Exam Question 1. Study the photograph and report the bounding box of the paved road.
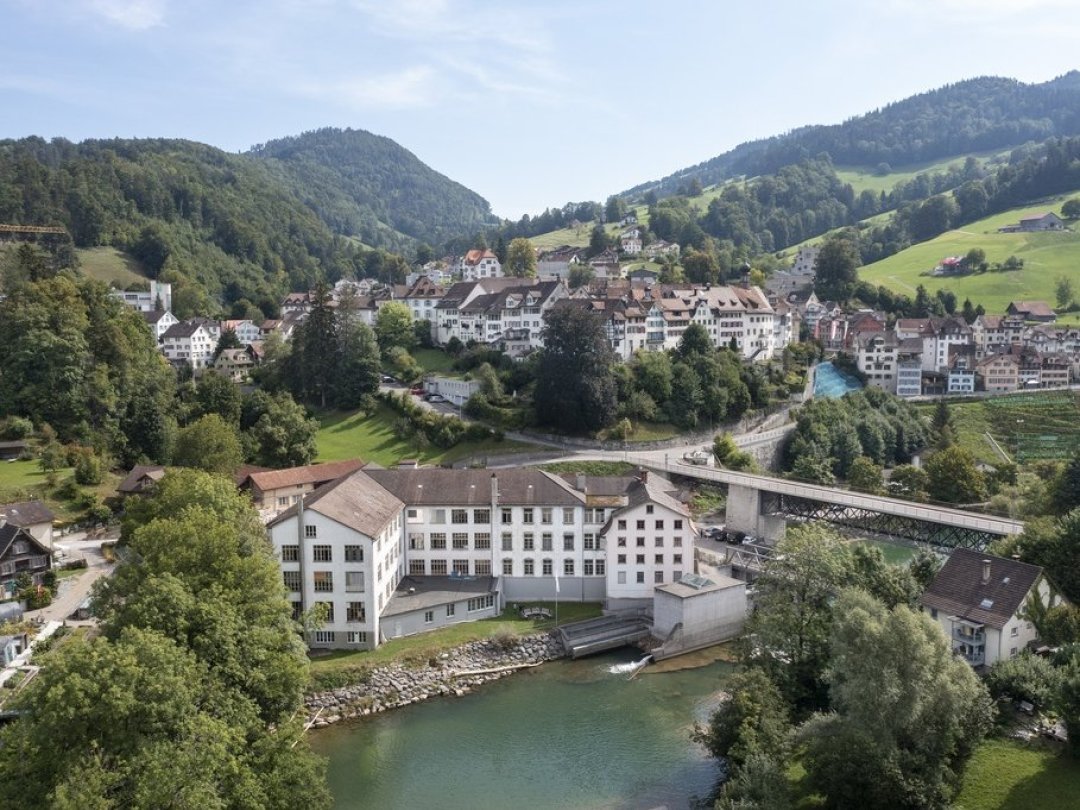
[26,536,115,624]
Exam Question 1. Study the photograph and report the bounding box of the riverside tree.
[800,589,993,810]
[1,469,329,808]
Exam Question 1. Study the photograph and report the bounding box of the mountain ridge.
[618,71,1080,201]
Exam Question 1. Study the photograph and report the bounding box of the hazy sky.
[3,0,1079,218]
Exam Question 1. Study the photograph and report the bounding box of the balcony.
[952,626,985,645]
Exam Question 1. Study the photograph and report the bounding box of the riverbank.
[305,631,565,727]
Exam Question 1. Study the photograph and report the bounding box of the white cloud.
[84,0,167,29]
[348,0,565,96]
[294,65,440,109]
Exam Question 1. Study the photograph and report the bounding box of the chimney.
[490,473,499,507]
[981,559,991,585]
[638,469,649,485]
[575,473,586,492]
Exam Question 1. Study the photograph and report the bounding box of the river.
[310,647,735,810]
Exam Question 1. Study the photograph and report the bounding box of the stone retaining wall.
[305,632,565,728]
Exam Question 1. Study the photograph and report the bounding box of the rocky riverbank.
[305,632,565,728]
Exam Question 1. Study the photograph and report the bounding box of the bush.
[0,416,34,440]
[985,652,1063,708]
[73,449,105,485]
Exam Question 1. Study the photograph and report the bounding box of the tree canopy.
[534,306,618,433]
[1,469,329,808]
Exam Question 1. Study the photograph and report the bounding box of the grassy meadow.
[859,194,1080,316]
[75,247,148,286]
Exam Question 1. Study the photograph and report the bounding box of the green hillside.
[75,246,147,286]
[622,72,1080,199]
[834,150,1006,196]
[859,194,1080,315]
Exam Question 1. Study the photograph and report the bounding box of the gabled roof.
[241,459,365,494]
[162,321,208,339]
[0,500,55,527]
[920,549,1045,629]
[268,469,404,537]
[117,464,166,494]
[0,522,50,560]
[1007,300,1056,319]
[142,309,173,324]
[462,249,498,266]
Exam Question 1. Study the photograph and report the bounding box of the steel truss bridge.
[760,492,1001,550]
[645,462,1024,552]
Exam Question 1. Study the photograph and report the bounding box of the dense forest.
[623,72,1080,199]
[0,132,484,313]
[249,127,496,249]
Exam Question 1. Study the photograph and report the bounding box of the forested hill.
[248,127,496,248]
[0,131,493,314]
[622,72,1080,199]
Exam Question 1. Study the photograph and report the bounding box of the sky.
[3,0,1080,219]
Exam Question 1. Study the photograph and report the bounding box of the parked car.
[409,386,425,396]
[427,394,446,403]
[380,374,396,383]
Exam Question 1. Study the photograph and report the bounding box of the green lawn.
[315,405,539,467]
[917,399,1000,467]
[786,738,1080,810]
[0,459,121,523]
[859,193,1080,314]
[75,247,147,286]
[308,602,603,682]
[955,738,1080,810]
[412,348,455,374]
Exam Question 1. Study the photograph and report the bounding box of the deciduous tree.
[171,413,243,474]
[534,306,618,433]
[505,237,537,278]
[800,589,993,809]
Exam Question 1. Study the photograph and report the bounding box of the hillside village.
[4,39,1080,809]
[123,234,1080,397]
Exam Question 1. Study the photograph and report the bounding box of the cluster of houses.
[784,295,1077,396]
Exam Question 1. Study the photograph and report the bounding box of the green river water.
[310,648,734,810]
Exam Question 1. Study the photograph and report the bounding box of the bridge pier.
[725,483,787,540]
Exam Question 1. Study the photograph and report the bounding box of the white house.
[855,330,898,393]
[267,466,697,650]
[537,246,587,281]
[141,309,178,343]
[220,319,263,346]
[458,249,503,281]
[599,471,694,608]
[620,229,643,255]
[920,549,1065,668]
[161,321,218,369]
[269,470,407,651]
[110,280,172,313]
